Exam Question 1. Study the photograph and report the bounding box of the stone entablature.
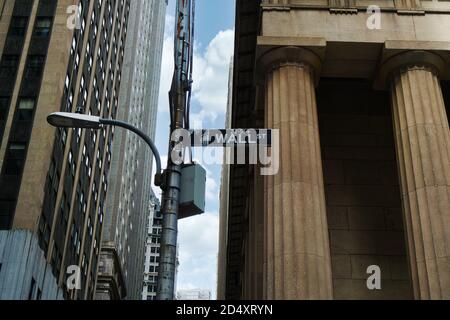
[263,0,450,12]
[260,0,450,81]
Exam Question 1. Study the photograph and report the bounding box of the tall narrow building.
[95,0,166,300]
[142,190,162,301]
[219,0,450,300]
[0,0,131,300]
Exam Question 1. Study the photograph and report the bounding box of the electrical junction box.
[179,163,206,219]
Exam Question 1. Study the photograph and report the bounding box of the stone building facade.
[218,0,450,300]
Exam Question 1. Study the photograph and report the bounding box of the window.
[0,97,9,120]
[65,75,70,91]
[25,55,45,78]
[4,143,26,175]
[10,17,28,36]
[17,98,35,121]
[0,55,19,77]
[34,17,52,37]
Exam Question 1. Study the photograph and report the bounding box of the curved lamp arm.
[47,112,163,186]
[99,118,162,176]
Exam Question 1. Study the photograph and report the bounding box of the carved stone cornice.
[256,36,326,86]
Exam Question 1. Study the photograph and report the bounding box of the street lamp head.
[47,112,102,129]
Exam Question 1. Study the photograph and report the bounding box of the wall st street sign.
[171,128,279,176]
[188,129,272,147]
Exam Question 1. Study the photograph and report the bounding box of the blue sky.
[152,0,236,298]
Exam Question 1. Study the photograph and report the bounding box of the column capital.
[256,36,326,86]
[376,49,447,89]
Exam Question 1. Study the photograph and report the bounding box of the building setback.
[0,0,130,300]
[219,0,450,300]
[95,0,166,300]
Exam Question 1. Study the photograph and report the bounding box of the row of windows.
[9,16,52,37]
[149,256,160,263]
[150,246,160,254]
[0,54,45,78]
[146,275,158,284]
[0,3,33,181]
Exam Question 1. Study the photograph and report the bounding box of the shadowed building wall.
[318,79,412,299]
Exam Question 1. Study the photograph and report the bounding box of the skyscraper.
[95,0,166,300]
[0,0,131,300]
[219,0,450,300]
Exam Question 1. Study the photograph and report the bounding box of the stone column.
[260,47,333,300]
[384,51,450,299]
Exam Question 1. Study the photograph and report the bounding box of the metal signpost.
[156,0,195,300]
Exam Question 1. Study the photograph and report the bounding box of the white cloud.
[177,212,219,297]
[192,29,235,123]
[200,165,219,202]
[158,22,234,126]
[157,13,175,119]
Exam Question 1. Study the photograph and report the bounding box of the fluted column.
[385,51,450,299]
[261,47,333,300]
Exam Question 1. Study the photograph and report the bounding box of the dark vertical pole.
[157,0,192,300]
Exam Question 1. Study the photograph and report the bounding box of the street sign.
[189,129,272,147]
